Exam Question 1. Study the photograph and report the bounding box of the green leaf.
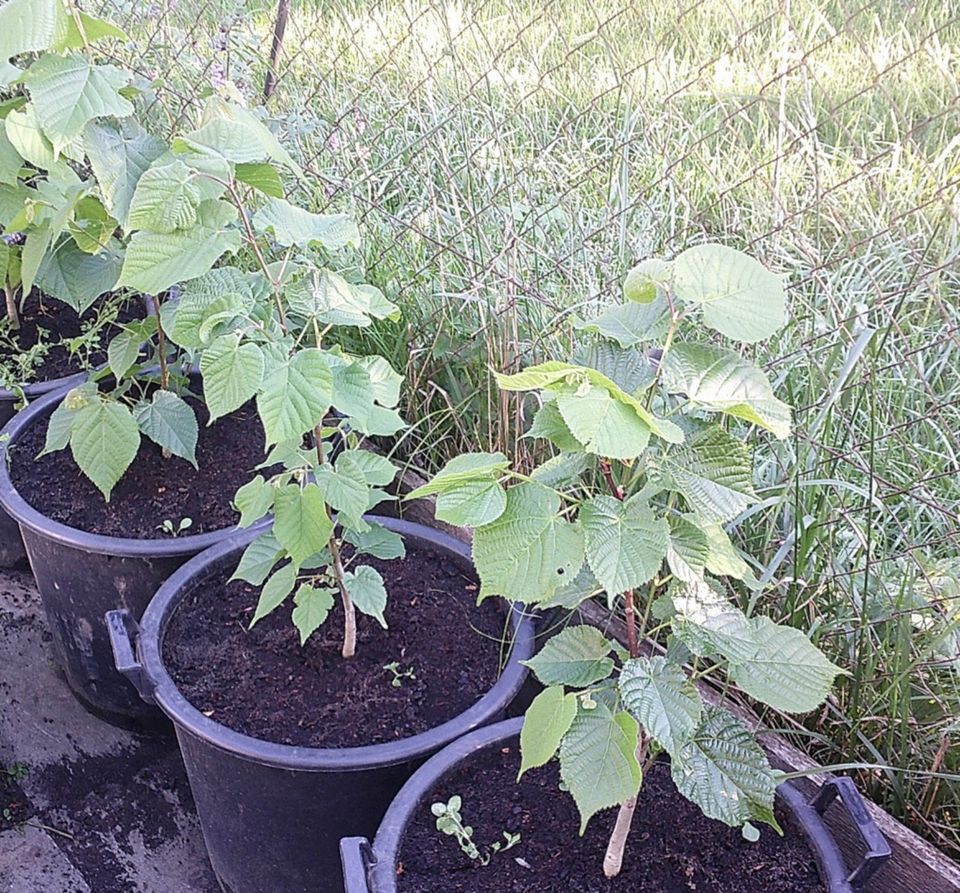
[234,161,284,197]
[67,196,116,254]
[35,239,121,314]
[22,54,133,153]
[84,120,167,228]
[559,704,642,834]
[344,524,406,561]
[670,707,778,828]
[253,198,359,250]
[58,11,128,50]
[133,390,198,466]
[407,452,509,497]
[291,584,336,645]
[330,360,377,427]
[624,258,672,303]
[472,482,585,604]
[407,452,509,528]
[250,562,296,627]
[672,244,786,343]
[69,399,140,500]
[672,581,844,713]
[230,531,283,586]
[40,398,77,456]
[576,298,669,347]
[700,520,751,580]
[234,475,274,528]
[168,266,264,349]
[580,495,669,597]
[0,0,69,62]
[339,450,396,487]
[666,515,710,583]
[118,223,241,295]
[356,356,402,407]
[659,426,757,523]
[344,565,388,628]
[288,268,399,327]
[556,386,650,460]
[0,129,22,185]
[256,348,333,446]
[314,454,370,527]
[200,335,265,422]
[662,344,791,439]
[5,106,58,171]
[529,452,591,488]
[523,625,616,687]
[519,686,578,778]
[526,400,583,452]
[619,656,702,757]
[176,97,299,170]
[273,484,334,567]
[127,159,203,233]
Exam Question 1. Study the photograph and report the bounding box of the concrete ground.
[0,568,219,893]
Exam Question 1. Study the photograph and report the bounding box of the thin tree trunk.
[263,0,290,103]
[4,284,19,330]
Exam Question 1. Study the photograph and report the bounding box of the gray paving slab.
[0,568,219,893]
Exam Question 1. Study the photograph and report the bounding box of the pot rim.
[0,382,259,558]
[0,368,89,403]
[136,517,536,772]
[360,718,882,893]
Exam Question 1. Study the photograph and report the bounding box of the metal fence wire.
[97,0,960,856]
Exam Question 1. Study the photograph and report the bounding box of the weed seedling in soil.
[158,517,193,537]
[411,245,846,877]
[432,795,520,866]
[383,661,416,687]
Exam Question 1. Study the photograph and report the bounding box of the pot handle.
[811,777,891,891]
[340,837,376,893]
[105,610,156,705]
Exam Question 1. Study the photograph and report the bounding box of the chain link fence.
[98,0,960,855]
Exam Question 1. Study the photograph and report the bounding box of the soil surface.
[0,766,29,832]
[10,398,268,538]
[397,745,825,893]
[164,545,513,747]
[0,291,136,386]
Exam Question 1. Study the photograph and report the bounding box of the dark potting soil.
[163,546,511,747]
[9,398,268,538]
[397,746,825,893]
[0,291,135,386]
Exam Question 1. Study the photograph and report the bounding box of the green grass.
[100,0,960,857]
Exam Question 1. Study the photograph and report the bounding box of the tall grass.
[101,0,960,857]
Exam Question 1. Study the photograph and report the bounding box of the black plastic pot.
[341,717,893,893]
[0,385,269,724]
[0,371,90,567]
[106,517,535,893]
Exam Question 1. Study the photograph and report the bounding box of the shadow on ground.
[0,568,219,893]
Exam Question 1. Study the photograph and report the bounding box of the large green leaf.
[230,531,283,586]
[118,222,241,295]
[253,198,359,251]
[700,519,751,580]
[344,564,388,627]
[575,297,669,347]
[200,335,265,422]
[662,343,791,439]
[559,704,642,834]
[339,450,396,487]
[526,400,584,452]
[0,0,69,62]
[666,515,710,583]
[5,106,58,171]
[344,524,405,561]
[472,482,585,604]
[407,452,509,527]
[556,387,650,460]
[273,483,334,567]
[69,399,140,500]
[288,268,398,327]
[57,10,128,51]
[670,707,779,828]
[672,244,786,343]
[127,159,203,234]
[84,120,166,228]
[659,426,757,523]
[256,348,333,446]
[234,161,284,198]
[580,495,669,597]
[518,686,578,777]
[314,453,370,527]
[672,581,844,713]
[250,562,296,627]
[133,390,198,466]
[233,475,275,528]
[291,583,336,645]
[619,656,702,757]
[0,130,22,185]
[168,266,265,349]
[624,258,672,303]
[22,54,132,152]
[35,239,121,314]
[523,625,616,687]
